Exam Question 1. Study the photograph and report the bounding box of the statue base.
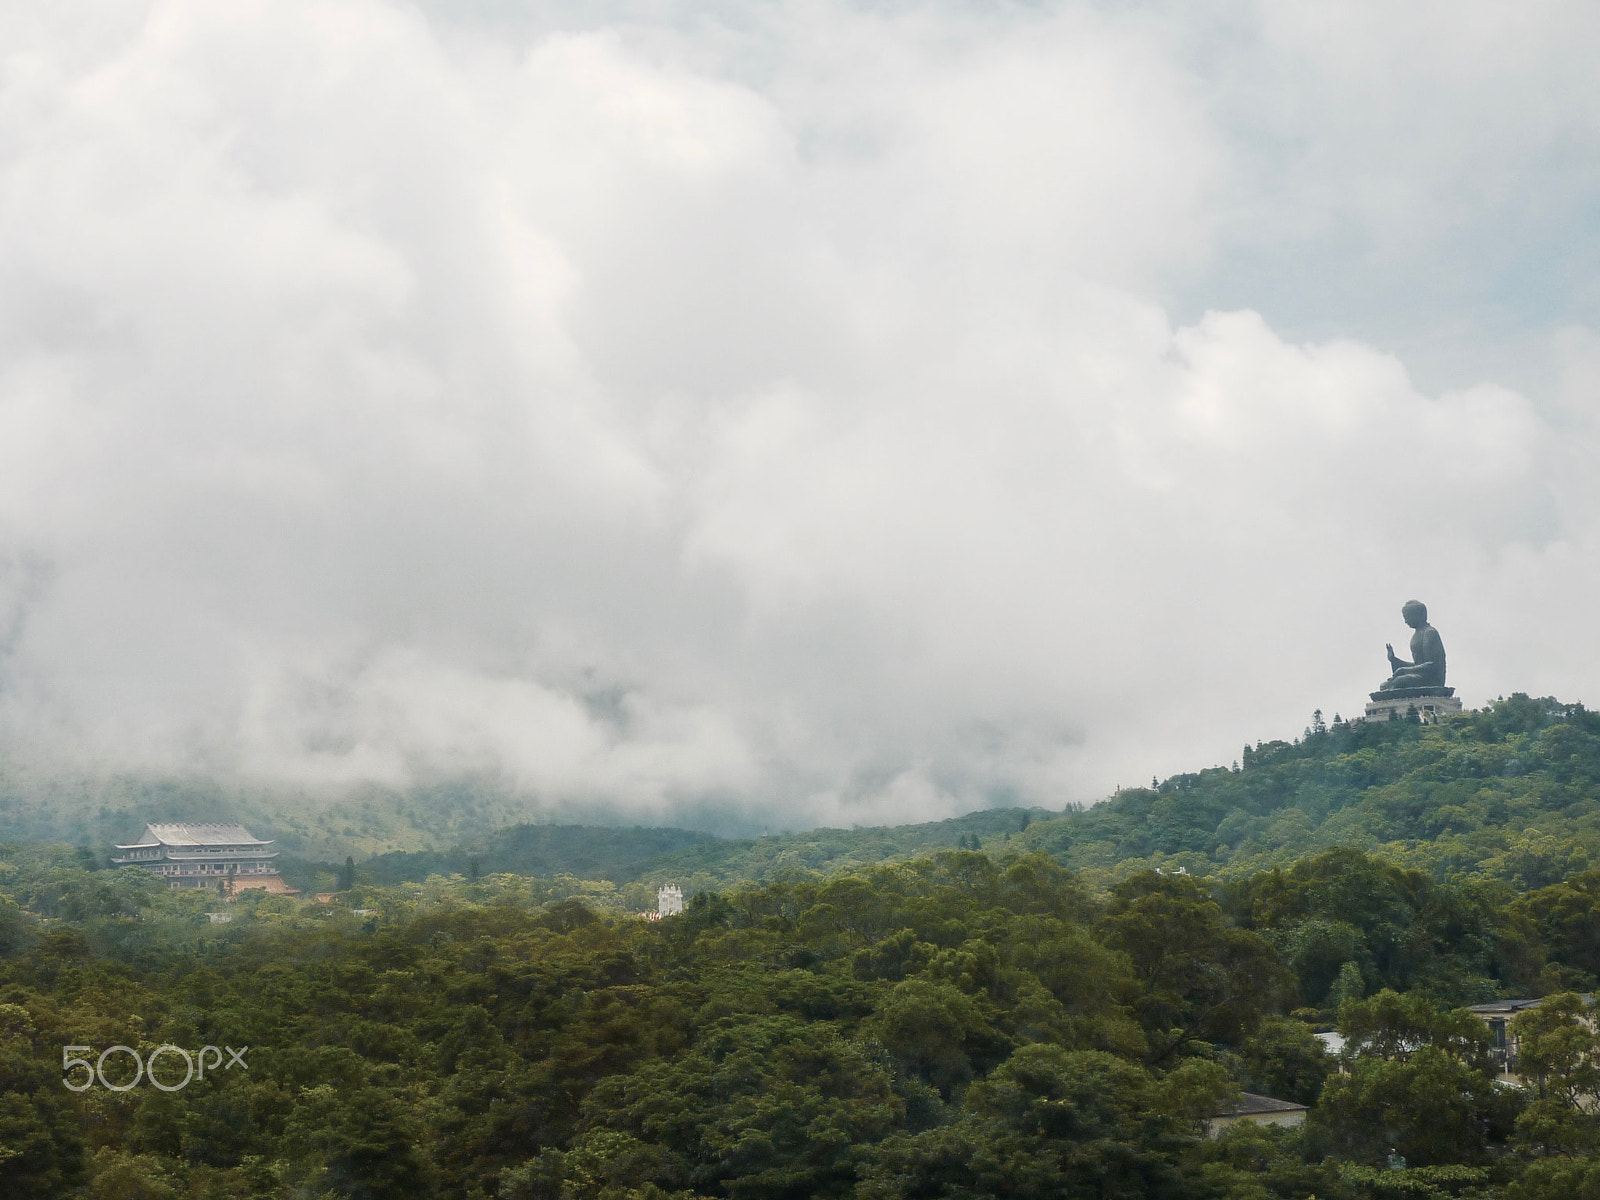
[1364,692,1462,724]
[1369,685,1454,701]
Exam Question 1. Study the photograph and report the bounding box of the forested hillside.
[8,694,1600,1198]
[20,694,1597,901]
[7,837,1600,1198]
[1016,693,1600,887]
[339,807,1052,898]
[0,769,546,862]
[316,694,1599,896]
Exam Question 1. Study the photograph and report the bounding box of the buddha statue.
[1374,600,1451,698]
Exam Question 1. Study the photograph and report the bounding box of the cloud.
[0,0,1596,830]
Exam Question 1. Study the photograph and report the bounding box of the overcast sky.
[1,0,1597,831]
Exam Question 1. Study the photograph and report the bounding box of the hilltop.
[278,693,1598,896]
[8,693,1596,900]
[1012,693,1600,888]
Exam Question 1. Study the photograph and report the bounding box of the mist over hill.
[7,692,1593,904]
[0,766,779,862]
[8,692,1600,1200]
[261,694,1596,897]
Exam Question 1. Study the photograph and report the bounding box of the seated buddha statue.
[1376,600,1448,695]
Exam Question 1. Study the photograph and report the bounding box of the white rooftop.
[116,823,272,849]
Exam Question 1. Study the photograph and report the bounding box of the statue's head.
[1402,600,1428,628]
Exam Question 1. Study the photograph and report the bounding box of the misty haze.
[3,3,1600,1199]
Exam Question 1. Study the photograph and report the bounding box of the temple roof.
[115,823,273,850]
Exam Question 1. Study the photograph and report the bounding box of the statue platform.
[1370,685,1454,701]
[1364,690,1462,723]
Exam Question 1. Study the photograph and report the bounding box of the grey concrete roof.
[1467,999,1546,1015]
[1210,1092,1309,1118]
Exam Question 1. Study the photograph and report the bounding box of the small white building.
[1205,1093,1308,1137]
[657,883,684,917]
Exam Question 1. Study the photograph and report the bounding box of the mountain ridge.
[286,693,1600,896]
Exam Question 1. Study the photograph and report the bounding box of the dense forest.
[6,694,1600,1197]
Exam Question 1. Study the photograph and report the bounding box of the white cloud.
[0,0,1597,829]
